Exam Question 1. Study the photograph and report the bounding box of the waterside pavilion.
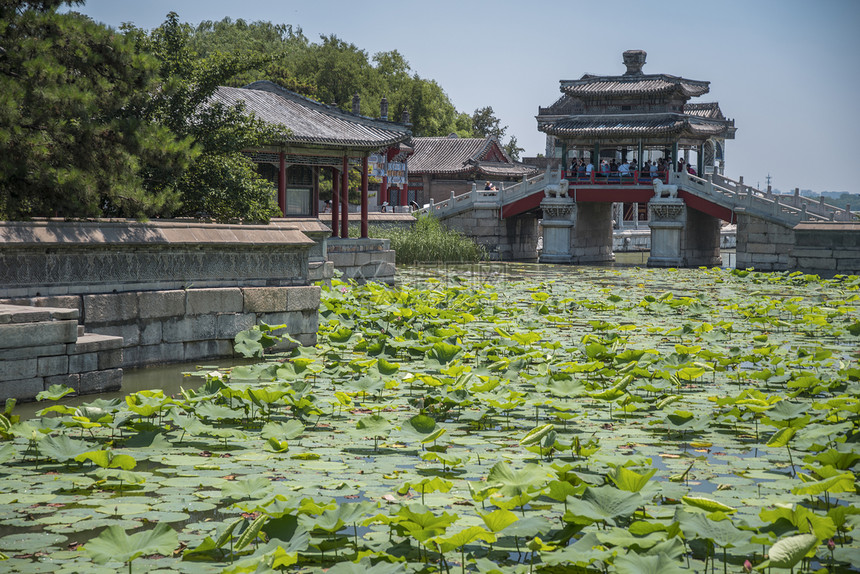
[537,50,736,179]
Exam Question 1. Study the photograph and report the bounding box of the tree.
[127,13,282,222]
[0,0,191,219]
[504,135,525,162]
[471,106,506,140]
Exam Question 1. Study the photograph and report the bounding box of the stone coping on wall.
[0,218,315,247]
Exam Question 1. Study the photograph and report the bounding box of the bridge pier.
[571,202,615,264]
[648,198,722,267]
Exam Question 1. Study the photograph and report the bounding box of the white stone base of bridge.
[539,197,575,264]
[648,199,722,268]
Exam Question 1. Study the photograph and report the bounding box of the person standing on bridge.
[586,159,594,178]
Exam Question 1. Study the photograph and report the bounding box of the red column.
[331,167,339,237]
[361,156,369,238]
[278,152,286,216]
[400,181,408,207]
[312,167,319,217]
[381,175,388,205]
[341,156,349,238]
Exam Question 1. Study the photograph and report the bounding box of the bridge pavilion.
[537,50,736,181]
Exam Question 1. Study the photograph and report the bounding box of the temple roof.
[407,136,537,177]
[561,74,710,99]
[538,113,735,139]
[683,102,727,120]
[211,81,411,151]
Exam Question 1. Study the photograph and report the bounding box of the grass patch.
[369,216,486,264]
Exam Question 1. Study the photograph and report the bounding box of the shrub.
[369,216,486,264]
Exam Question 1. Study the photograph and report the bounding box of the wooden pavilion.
[212,81,412,239]
[537,50,736,178]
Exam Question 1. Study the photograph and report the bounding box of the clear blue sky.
[72,0,860,195]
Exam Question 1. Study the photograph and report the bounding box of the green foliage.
[125,13,282,222]
[370,216,486,264]
[0,1,189,219]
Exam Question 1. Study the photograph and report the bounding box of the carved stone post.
[647,196,686,268]
[539,193,575,264]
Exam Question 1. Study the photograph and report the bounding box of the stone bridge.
[418,168,860,275]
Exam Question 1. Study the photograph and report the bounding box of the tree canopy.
[0,7,526,220]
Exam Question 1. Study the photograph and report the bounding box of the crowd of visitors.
[565,156,698,181]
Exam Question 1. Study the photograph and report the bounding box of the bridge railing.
[675,172,855,225]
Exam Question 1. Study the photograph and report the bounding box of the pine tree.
[0,0,193,219]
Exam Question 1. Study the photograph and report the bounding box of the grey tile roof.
[683,102,726,120]
[211,81,411,151]
[407,136,536,177]
[538,113,734,139]
[561,74,710,98]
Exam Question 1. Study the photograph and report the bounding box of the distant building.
[407,135,538,205]
[536,50,736,176]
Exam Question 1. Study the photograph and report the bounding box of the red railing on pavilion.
[560,169,671,185]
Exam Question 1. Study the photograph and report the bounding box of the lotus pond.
[1,263,860,574]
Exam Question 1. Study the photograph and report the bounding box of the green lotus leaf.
[565,486,643,526]
[479,508,518,533]
[608,466,658,493]
[85,523,177,565]
[39,434,92,463]
[486,461,552,497]
[36,385,75,402]
[681,495,736,514]
[675,508,750,548]
[433,525,496,553]
[261,420,304,440]
[766,533,819,569]
[222,476,273,501]
[613,552,688,574]
[326,558,406,574]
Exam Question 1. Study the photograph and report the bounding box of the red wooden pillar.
[360,156,369,238]
[341,156,349,238]
[331,166,339,237]
[312,166,319,217]
[380,175,388,204]
[278,152,286,216]
[400,180,408,207]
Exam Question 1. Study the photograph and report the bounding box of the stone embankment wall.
[735,214,794,271]
[442,205,539,261]
[736,216,860,275]
[0,304,122,401]
[0,219,322,400]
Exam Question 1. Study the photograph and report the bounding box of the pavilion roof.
[407,136,537,177]
[538,113,735,140]
[560,74,710,99]
[683,102,727,120]
[211,81,411,152]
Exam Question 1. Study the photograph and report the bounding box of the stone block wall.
[735,214,794,271]
[0,220,323,387]
[791,222,860,276]
[0,304,123,401]
[326,238,396,283]
[3,286,320,369]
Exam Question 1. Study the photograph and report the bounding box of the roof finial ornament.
[622,50,647,75]
[352,92,361,115]
[380,96,388,120]
[401,108,411,126]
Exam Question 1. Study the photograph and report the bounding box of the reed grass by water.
[368,216,486,264]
